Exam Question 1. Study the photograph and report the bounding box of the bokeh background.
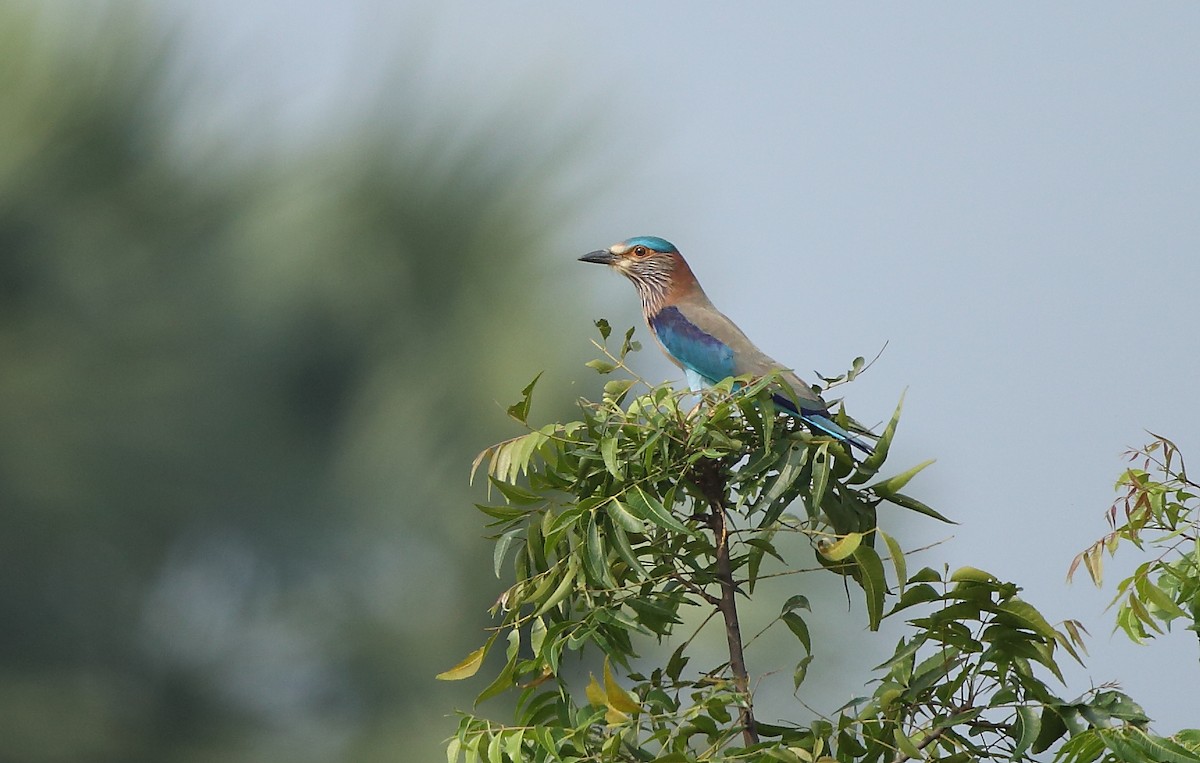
[3,2,1197,761]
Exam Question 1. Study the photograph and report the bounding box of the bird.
[579,235,873,455]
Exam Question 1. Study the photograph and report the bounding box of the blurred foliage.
[446,329,1199,762]
[0,4,596,761]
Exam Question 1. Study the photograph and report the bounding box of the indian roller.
[580,235,873,455]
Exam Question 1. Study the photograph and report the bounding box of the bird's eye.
[633,246,648,257]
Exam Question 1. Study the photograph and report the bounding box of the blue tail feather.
[771,393,874,456]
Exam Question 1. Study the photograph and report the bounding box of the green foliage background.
[0,5,596,761]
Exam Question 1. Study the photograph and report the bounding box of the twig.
[890,702,974,763]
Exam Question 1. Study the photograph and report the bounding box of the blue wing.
[649,306,873,456]
[650,306,735,385]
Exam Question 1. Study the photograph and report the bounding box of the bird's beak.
[579,249,616,265]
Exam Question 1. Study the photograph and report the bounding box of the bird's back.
[664,291,829,414]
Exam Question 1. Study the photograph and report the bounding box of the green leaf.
[819,531,863,561]
[533,558,578,617]
[487,730,502,763]
[851,391,905,481]
[585,673,606,707]
[888,583,940,615]
[1099,728,1200,763]
[781,594,811,615]
[665,644,689,681]
[1140,576,1188,619]
[475,503,530,521]
[606,498,645,533]
[782,611,812,654]
[624,486,693,535]
[474,652,517,706]
[809,442,831,513]
[606,520,647,580]
[585,359,616,374]
[493,528,521,578]
[894,727,923,759]
[1013,705,1040,758]
[489,477,543,505]
[1032,707,1068,754]
[595,318,611,340]
[603,657,641,714]
[603,378,636,402]
[761,443,811,522]
[585,514,616,589]
[507,372,542,424]
[620,325,641,357]
[853,544,887,630]
[885,491,955,523]
[878,529,907,595]
[950,566,996,584]
[530,617,547,656]
[793,654,814,690]
[908,566,943,584]
[600,435,622,478]
[436,645,488,681]
[997,597,1059,641]
[505,729,525,763]
[867,459,935,497]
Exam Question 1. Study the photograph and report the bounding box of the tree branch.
[697,459,759,747]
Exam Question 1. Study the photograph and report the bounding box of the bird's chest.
[648,306,736,384]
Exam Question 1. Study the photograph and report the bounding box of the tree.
[442,323,1200,762]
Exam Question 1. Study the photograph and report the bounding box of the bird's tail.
[771,392,875,456]
[802,412,875,456]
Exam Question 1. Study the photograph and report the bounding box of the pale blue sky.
[166,0,1200,732]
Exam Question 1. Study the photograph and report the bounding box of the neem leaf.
[853,544,887,631]
[1013,705,1041,759]
[850,391,905,481]
[950,566,996,584]
[782,612,812,654]
[600,435,622,479]
[436,645,487,681]
[867,459,935,497]
[819,531,863,562]
[624,486,693,535]
[885,491,955,524]
[493,528,521,578]
[603,657,641,714]
[585,674,606,707]
[606,498,645,533]
[507,372,542,424]
[878,529,907,595]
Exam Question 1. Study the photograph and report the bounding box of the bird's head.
[579,237,691,303]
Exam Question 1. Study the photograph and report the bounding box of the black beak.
[579,249,616,265]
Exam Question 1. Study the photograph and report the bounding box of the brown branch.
[696,460,759,747]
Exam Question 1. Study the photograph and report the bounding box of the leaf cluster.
[1070,435,1200,646]
[442,326,1199,763]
